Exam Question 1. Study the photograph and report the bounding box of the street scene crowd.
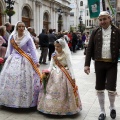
[0,11,120,120]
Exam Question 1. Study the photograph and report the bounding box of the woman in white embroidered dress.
[37,38,82,115]
[0,22,41,108]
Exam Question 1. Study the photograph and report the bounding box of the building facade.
[0,0,71,35]
[69,0,95,33]
[116,0,120,28]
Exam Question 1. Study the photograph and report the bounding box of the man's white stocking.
[97,91,105,114]
[108,91,116,110]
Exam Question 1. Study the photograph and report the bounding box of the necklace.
[17,34,25,40]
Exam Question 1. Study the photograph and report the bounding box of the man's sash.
[11,39,42,83]
[53,56,79,107]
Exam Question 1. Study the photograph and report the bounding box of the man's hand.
[84,66,90,75]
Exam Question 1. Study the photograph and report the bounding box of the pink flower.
[0,57,4,64]
[42,69,50,73]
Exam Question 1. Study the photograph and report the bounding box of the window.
[86,10,89,16]
[80,1,83,6]
[80,11,83,16]
[70,12,74,16]
[43,12,49,22]
[87,20,88,26]
[89,20,91,26]
[22,7,30,17]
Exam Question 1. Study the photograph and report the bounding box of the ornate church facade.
[0,0,71,34]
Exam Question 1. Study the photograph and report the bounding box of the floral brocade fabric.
[37,69,82,115]
[0,55,40,108]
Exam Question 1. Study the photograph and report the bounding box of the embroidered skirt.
[0,54,40,108]
[37,68,82,115]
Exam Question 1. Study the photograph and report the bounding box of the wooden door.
[43,12,49,31]
[22,17,30,28]
[43,21,48,31]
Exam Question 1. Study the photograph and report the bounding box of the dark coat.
[72,33,78,45]
[39,33,49,47]
[85,24,120,66]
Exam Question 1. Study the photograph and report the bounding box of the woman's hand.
[36,63,40,67]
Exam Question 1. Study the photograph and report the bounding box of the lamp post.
[4,0,15,23]
[102,0,106,11]
[79,15,82,33]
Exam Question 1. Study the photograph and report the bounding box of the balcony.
[117,7,120,12]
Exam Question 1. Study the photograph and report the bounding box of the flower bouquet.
[0,57,4,72]
[42,69,50,94]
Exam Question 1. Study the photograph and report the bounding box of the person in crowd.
[48,29,57,61]
[28,27,39,49]
[0,21,41,108]
[81,33,86,49]
[72,31,78,53]
[63,31,70,43]
[0,26,7,58]
[4,22,12,42]
[37,38,82,115]
[57,31,63,39]
[84,32,90,55]
[67,31,73,51]
[39,29,49,64]
[84,11,120,120]
[10,25,15,33]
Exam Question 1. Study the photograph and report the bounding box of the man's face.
[7,24,12,31]
[99,15,111,29]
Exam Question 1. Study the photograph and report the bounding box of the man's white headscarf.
[98,11,112,20]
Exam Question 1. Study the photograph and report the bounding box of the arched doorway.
[58,14,63,32]
[0,5,2,25]
[22,6,31,28]
[43,12,49,31]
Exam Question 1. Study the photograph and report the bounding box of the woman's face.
[55,43,62,53]
[17,22,25,34]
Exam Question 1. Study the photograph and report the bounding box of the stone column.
[35,1,42,35]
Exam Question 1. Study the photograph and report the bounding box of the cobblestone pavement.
[0,49,120,120]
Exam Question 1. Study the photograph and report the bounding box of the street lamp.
[79,15,82,32]
[4,0,15,23]
[55,8,64,15]
[57,8,63,15]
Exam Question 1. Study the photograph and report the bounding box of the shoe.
[39,61,42,64]
[110,109,116,119]
[98,113,106,120]
[42,62,48,65]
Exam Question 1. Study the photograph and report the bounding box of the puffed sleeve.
[27,37,39,63]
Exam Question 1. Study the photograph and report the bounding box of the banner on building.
[88,0,115,18]
[88,0,100,18]
[105,0,115,17]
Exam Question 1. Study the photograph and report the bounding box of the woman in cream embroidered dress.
[0,22,40,108]
[37,38,82,115]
